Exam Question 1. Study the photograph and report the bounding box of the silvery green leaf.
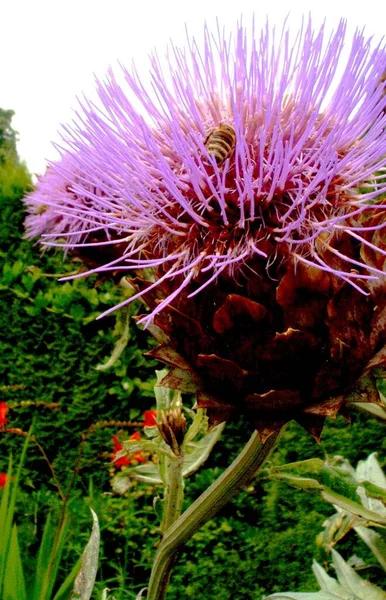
[378,389,386,407]
[346,555,367,570]
[269,455,386,525]
[270,472,323,491]
[360,481,386,504]
[270,458,326,475]
[265,551,386,600]
[312,559,352,598]
[143,425,161,439]
[350,402,386,421]
[182,423,225,478]
[111,474,132,494]
[122,439,160,455]
[183,409,206,445]
[356,454,386,489]
[135,587,148,599]
[155,370,182,412]
[318,511,357,546]
[321,489,386,525]
[129,462,163,484]
[265,592,347,598]
[70,509,100,600]
[112,461,164,491]
[146,322,169,344]
[356,485,386,518]
[101,589,117,600]
[354,526,386,570]
[329,548,386,599]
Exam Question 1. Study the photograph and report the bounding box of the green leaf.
[268,472,323,491]
[361,481,386,504]
[182,423,225,478]
[10,259,25,278]
[119,462,163,486]
[70,508,100,600]
[350,402,386,421]
[111,473,133,494]
[52,556,82,600]
[265,592,345,598]
[321,489,386,525]
[312,559,352,597]
[268,455,386,525]
[269,458,326,476]
[356,453,386,489]
[96,307,131,371]
[2,524,27,600]
[101,589,117,600]
[354,526,386,570]
[318,511,357,547]
[0,434,30,593]
[183,409,206,445]
[69,303,86,320]
[160,367,198,394]
[121,438,164,456]
[265,551,386,599]
[30,510,70,600]
[330,548,386,599]
[154,370,183,413]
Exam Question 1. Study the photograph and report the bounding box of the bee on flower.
[25,19,386,439]
[204,123,236,164]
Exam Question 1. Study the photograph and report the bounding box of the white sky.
[1,0,386,176]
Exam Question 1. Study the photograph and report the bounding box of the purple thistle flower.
[25,18,386,325]
[25,18,386,436]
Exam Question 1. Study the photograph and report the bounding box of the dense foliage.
[1,109,385,599]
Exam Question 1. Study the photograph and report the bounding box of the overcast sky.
[1,0,386,175]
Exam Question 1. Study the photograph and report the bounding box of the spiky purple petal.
[24,18,386,322]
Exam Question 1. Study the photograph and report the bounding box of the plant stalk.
[145,427,284,600]
[160,453,185,534]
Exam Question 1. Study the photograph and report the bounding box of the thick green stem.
[145,427,284,600]
[160,453,185,534]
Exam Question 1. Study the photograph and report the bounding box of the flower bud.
[158,409,187,456]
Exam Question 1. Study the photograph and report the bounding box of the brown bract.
[128,232,386,442]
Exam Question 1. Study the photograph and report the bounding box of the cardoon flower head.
[25,18,386,438]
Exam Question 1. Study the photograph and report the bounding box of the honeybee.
[204,123,236,164]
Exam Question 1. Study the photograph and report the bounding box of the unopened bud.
[158,408,187,456]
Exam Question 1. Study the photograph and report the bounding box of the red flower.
[0,473,7,488]
[112,432,146,468]
[143,410,157,427]
[112,435,130,467]
[0,402,8,427]
[129,431,142,442]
